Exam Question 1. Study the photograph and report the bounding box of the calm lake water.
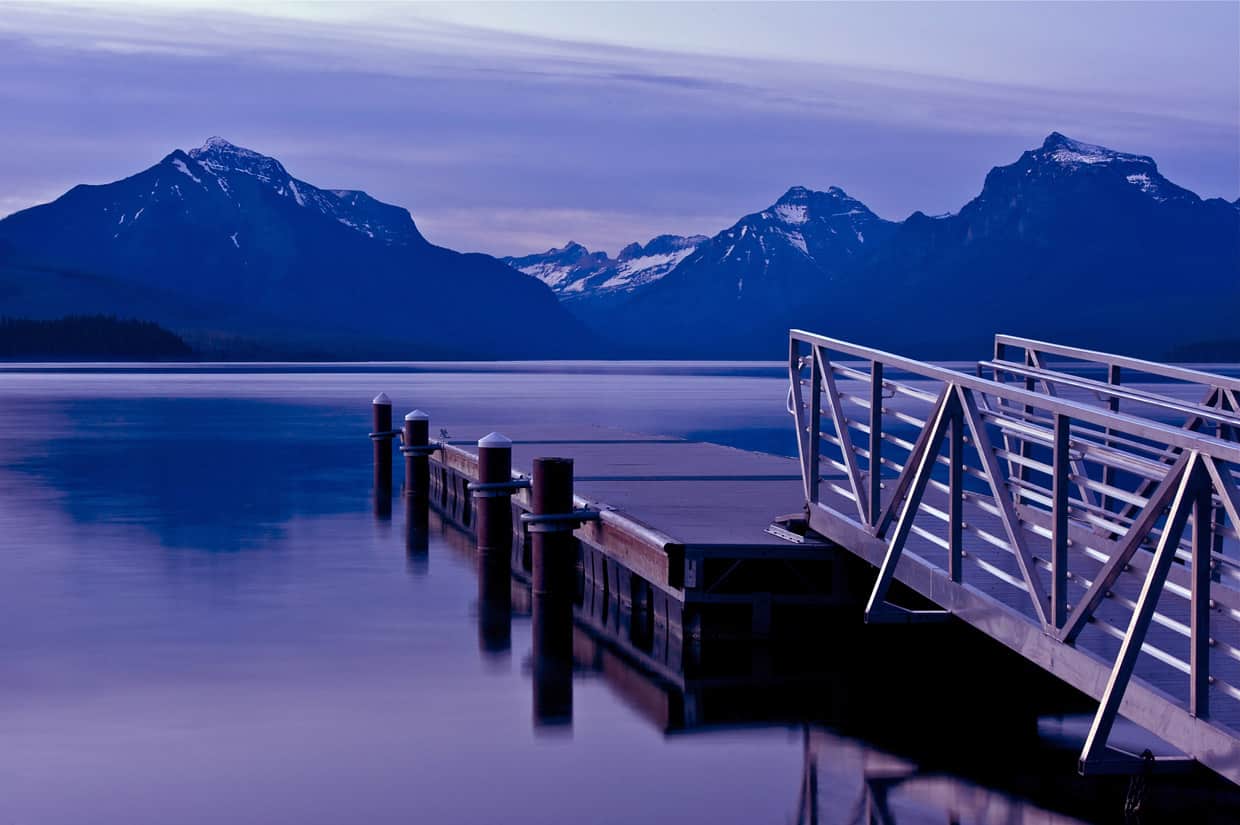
[1,362,1236,824]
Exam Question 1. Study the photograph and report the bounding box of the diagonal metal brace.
[865,388,957,625]
[1078,454,1201,775]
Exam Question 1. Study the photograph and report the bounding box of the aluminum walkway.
[788,329,1240,783]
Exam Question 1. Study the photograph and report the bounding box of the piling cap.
[372,392,391,405]
[405,409,429,421]
[478,432,512,448]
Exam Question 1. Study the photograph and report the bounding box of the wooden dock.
[420,426,849,643]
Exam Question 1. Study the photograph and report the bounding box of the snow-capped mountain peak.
[1036,132,1160,171]
[188,136,290,183]
[978,132,1197,206]
[502,234,706,299]
[164,137,421,245]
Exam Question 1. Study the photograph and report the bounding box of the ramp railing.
[988,334,1240,436]
[789,329,1240,781]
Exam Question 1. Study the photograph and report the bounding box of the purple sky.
[1,1,1237,255]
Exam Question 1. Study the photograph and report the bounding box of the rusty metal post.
[530,456,575,730]
[402,410,430,509]
[372,393,393,494]
[476,433,513,655]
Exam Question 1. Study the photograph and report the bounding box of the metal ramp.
[788,329,1240,783]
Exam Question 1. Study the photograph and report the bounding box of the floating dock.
[368,329,1240,787]
[423,427,848,647]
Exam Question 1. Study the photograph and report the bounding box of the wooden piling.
[372,393,393,494]
[530,456,575,729]
[531,457,575,599]
[476,433,513,655]
[403,410,430,507]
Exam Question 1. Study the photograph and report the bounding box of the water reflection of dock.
[418,493,1237,822]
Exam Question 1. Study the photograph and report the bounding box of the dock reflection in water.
[431,501,1170,825]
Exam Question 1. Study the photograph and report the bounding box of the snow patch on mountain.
[1041,132,1154,168]
[171,158,202,185]
[503,235,705,299]
[773,203,809,225]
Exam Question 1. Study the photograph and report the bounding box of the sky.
[1,1,1237,255]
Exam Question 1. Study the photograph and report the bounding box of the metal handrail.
[791,329,1240,463]
[982,359,1240,428]
[994,333,1240,394]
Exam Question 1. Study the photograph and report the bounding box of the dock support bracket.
[864,602,951,625]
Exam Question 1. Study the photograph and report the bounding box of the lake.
[0,362,1234,823]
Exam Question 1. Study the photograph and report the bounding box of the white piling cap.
[406,409,429,421]
[372,392,391,405]
[478,432,512,448]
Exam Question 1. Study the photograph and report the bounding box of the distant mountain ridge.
[514,132,1239,358]
[502,234,706,301]
[0,137,590,358]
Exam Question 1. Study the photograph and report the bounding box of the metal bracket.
[468,478,532,498]
[400,442,443,456]
[865,603,951,625]
[520,509,601,533]
[1078,746,1194,776]
[368,429,401,440]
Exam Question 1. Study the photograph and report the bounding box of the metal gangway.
[787,329,1240,783]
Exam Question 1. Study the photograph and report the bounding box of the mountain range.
[502,234,706,303]
[512,133,1240,358]
[0,132,1236,359]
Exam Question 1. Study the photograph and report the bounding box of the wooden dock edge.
[427,439,856,641]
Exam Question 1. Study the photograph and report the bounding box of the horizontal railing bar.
[830,362,872,383]
[983,405,1178,474]
[791,332,1233,461]
[842,417,871,436]
[984,359,1240,429]
[881,432,917,454]
[837,392,874,413]
[994,334,1240,395]
[829,361,944,406]
[968,549,1032,593]
[1210,676,1240,705]
[1009,476,1138,535]
[1108,590,1193,638]
[910,523,949,550]
[822,479,859,504]
[1211,636,1240,668]
[1093,615,1191,675]
[889,409,930,430]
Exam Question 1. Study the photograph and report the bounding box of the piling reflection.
[531,592,574,732]
[477,569,511,656]
[404,494,429,576]
[373,488,392,520]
